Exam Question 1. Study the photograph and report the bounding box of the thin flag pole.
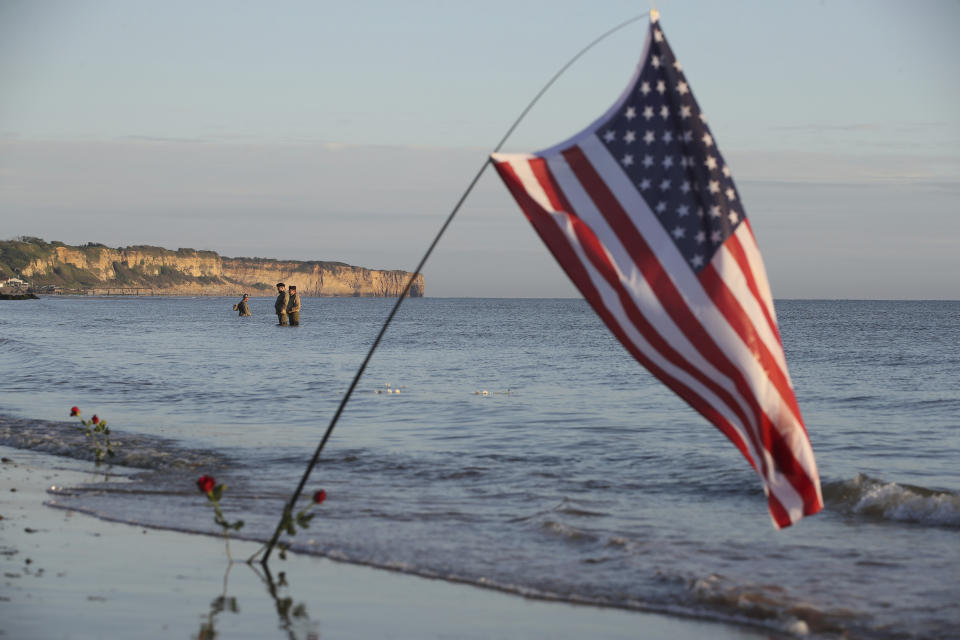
[260,11,649,565]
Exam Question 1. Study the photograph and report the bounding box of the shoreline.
[0,445,783,639]
[12,292,417,298]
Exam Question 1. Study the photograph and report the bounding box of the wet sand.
[0,446,779,639]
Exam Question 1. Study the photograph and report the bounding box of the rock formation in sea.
[0,238,423,297]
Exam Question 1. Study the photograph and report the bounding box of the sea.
[1,296,958,639]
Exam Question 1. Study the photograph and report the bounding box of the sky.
[1,0,958,298]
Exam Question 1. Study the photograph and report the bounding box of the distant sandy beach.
[0,445,779,639]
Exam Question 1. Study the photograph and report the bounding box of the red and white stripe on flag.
[491,13,822,528]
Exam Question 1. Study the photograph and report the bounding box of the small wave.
[0,336,39,354]
[540,519,599,543]
[413,466,488,481]
[606,536,629,548]
[834,394,879,404]
[823,473,960,527]
[581,556,614,565]
[689,573,857,636]
[0,415,229,471]
[555,506,608,518]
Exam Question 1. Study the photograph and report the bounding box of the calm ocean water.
[1,297,958,638]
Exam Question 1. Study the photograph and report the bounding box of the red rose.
[70,406,80,416]
[313,489,327,504]
[91,415,100,424]
[196,475,216,494]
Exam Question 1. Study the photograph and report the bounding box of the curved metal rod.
[261,11,648,565]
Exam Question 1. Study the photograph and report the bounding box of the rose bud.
[70,406,80,416]
[91,415,100,424]
[196,475,216,494]
[313,489,327,504]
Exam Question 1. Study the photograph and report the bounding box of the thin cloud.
[770,121,948,134]
[119,135,208,144]
[727,150,960,185]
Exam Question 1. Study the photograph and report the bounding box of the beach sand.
[1,446,779,639]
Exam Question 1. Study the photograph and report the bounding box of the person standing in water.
[287,285,301,326]
[233,293,252,317]
[274,283,289,326]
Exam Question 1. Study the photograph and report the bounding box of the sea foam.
[824,473,960,527]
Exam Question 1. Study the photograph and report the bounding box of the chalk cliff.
[0,239,423,297]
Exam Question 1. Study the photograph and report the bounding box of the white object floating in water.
[377,387,405,395]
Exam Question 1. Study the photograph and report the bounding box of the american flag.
[491,12,822,528]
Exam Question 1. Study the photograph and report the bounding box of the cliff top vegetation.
[0,237,351,279]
